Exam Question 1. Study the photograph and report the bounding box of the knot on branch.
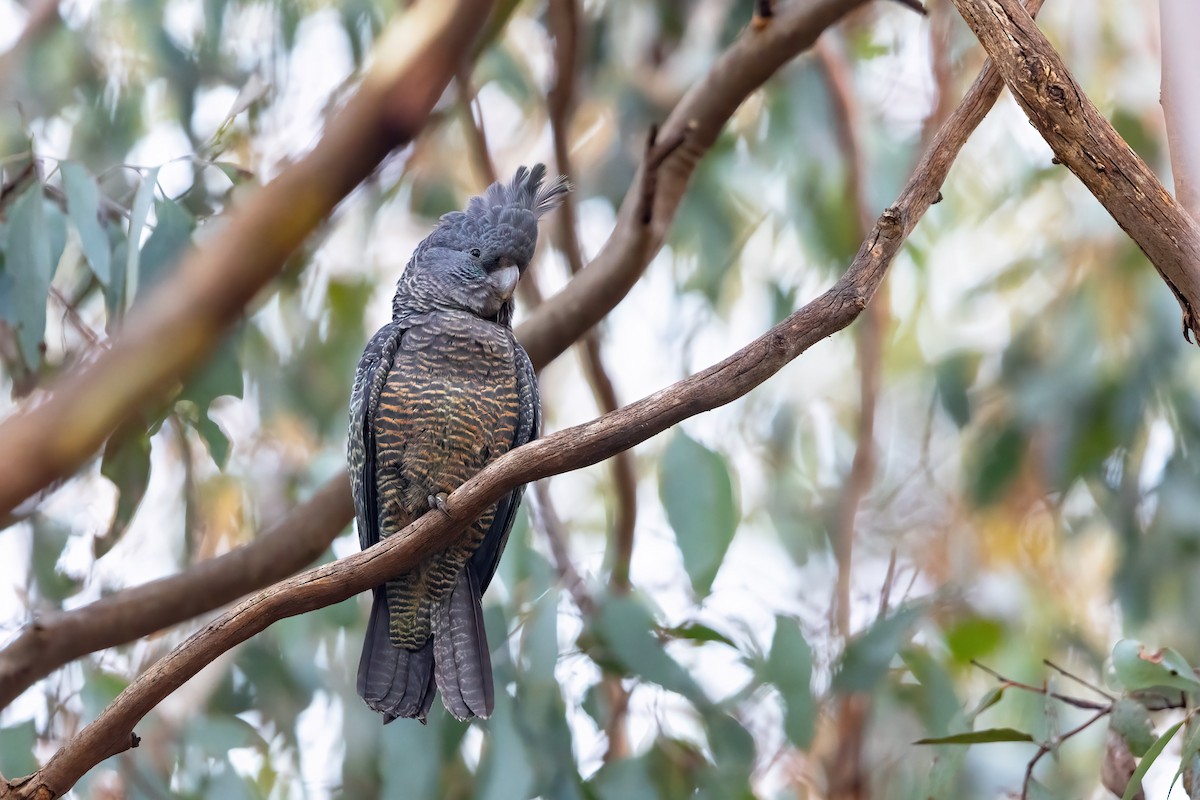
[878,206,904,238]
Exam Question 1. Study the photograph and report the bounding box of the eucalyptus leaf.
[914,728,1035,745]
[124,166,159,309]
[1111,638,1200,693]
[832,605,922,694]
[761,616,815,748]
[7,182,52,367]
[659,430,738,597]
[61,161,111,285]
[593,594,709,707]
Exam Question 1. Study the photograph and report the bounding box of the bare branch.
[1160,0,1200,222]
[816,35,884,800]
[456,71,498,187]
[0,479,352,711]
[516,0,872,368]
[950,0,1200,341]
[0,0,496,518]
[2,18,1030,788]
[530,480,594,616]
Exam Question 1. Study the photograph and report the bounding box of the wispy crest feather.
[469,164,571,219]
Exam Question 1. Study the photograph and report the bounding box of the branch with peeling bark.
[949,0,1200,341]
[2,17,1033,788]
[0,0,875,714]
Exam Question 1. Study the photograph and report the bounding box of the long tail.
[357,588,437,723]
[432,563,494,720]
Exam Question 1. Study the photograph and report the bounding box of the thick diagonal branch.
[0,0,873,710]
[0,480,352,710]
[949,0,1200,341]
[515,0,871,367]
[3,31,1025,792]
[0,0,495,518]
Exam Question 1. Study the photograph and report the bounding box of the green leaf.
[967,686,1006,721]
[124,166,159,309]
[699,713,756,800]
[968,422,1025,507]
[60,161,111,285]
[0,720,38,777]
[590,757,659,800]
[1111,698,1156,757]
[212,161,254,185]
[138,198,194,293]
[761,616,815,748]
[661,622,737,648]
[944,617,1005,664]
[180,331,244,468]
[593,594,708,707]
[7,182,52,367]
[659,430,738,597]
[31,515,80,602]
[477,689,535,800]
[1111,638,1200,693]
[832,605,922,694]
[914,728,1035,745]
[935,352,977,428]
[98,432,152,557]
[1121,720,1183,800]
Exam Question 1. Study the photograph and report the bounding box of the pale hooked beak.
[491,263,520,301]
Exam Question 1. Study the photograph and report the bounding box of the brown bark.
[950,0,1200,341]
[515,0,872,367]
[0,480,351,711]
[2,10,1020,784]
[0,0,494,518]
[0,0,870,714]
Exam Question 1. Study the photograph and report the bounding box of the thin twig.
[1021,709,1109,800]
[49,288,104,349]
[456,70,498,186]
[530,480,594,615]
[1042,659,1116,702]
[970,660,1109,711]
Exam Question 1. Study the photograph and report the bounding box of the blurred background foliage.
[0,0,1195,797]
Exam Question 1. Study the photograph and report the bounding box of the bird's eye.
[470,248,482,259]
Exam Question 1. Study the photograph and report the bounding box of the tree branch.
[0,0,495,518]
[0,0,873,705]
[1160,0,1200,222]
[0,479,352,711]
[949,0,1200,341]
[2,19,1028,788]
[515,0,872,368]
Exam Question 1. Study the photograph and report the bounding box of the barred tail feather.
[432,564,494,720]
[357,588,436,723]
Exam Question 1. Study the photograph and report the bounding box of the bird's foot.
[428,492,451,516]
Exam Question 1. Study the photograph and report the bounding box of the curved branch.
[0,479,352,711]
[515,0,871,367]
[3,35,1022,792]
[0,0,495,518]
[0,0,870,705]
[949,0,1200,341]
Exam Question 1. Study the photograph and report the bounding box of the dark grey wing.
[469,339,539,592]
[348,322,404,552]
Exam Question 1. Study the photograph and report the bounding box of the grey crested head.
[393,165,570,325]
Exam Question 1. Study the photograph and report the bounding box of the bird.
[348,165,568,723]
